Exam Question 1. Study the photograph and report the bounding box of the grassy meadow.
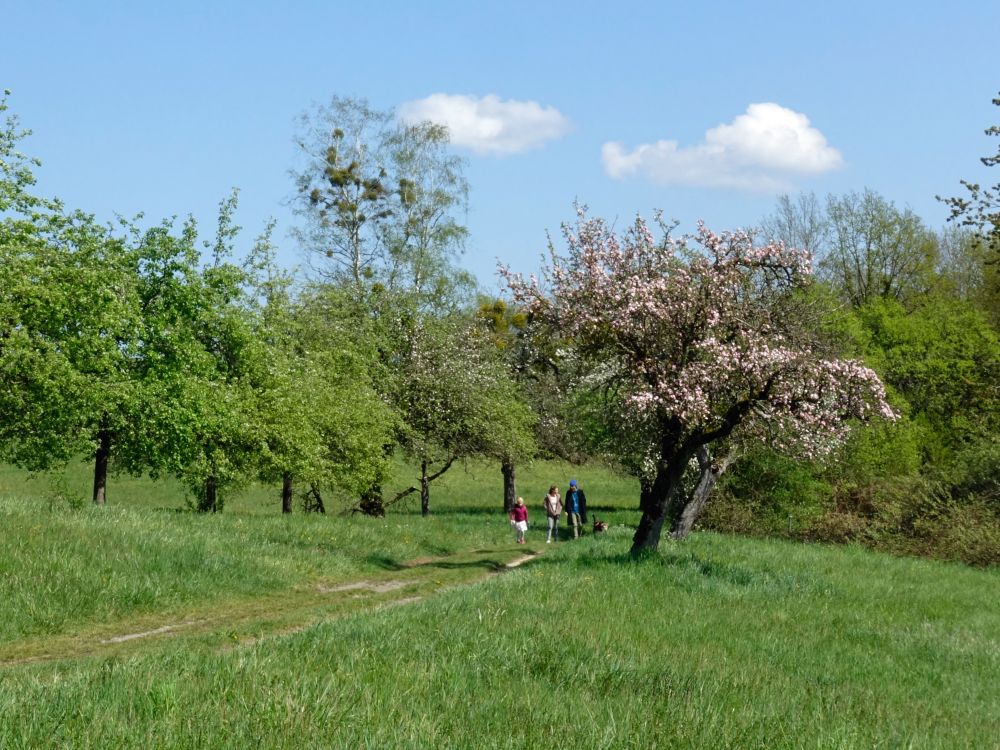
[1,460,998,748]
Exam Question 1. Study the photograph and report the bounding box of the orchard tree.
[0,211,144,505]
[254,342,397,515]
[0,93,150,504]
[504,210,896,553]
[387,312,535,517]
[177,194,291,512]
[1,94,252,508]
[265,284,397,514]
[476,298,543,512]
[118,212,265,512]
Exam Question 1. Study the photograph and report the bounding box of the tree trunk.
[92,427,111,506]
[377,456,455,515]
[630,448,694,554]
[307,484,326,514]
[201,475,218,513]
[671,446,735,540]
[501,458,516,513]
[359,484,385,517]
[420,460,430,516]
[282,472,293,514]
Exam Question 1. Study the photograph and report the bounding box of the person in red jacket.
[509,496,529,544]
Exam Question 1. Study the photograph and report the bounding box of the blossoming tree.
[503,211,896,554]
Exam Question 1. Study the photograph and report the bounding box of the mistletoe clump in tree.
[503,210,896,554]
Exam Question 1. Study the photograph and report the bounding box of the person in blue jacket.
[565,479,588,538]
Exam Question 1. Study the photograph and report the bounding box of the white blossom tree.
[388,313,535,517]
[503,210,896,554]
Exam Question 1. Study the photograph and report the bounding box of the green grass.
[1,461,997,748]
[0,458,638,644]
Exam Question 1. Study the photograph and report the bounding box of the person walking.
[565,479,587,539]
[543,485,563,543]
[510,496,529,544]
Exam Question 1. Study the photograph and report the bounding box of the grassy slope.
[1,462,998,748]
[0,458,638,642]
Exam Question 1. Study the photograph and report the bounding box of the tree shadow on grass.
[587,545,815,592]
[423,558,510,572]
[504,540,637,570]
[364,554,405,571]
[395,505,505,517]
[364,546,532,573]
[547,539,737,571]
[651,547,760,584]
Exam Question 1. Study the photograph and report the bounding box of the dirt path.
[1,549,539,668]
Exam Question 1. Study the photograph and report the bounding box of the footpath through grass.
[0,457,638,645]
[1,462,998,748]
[0,498,517,646]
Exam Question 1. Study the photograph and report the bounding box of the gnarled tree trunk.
[630,447,695,554]
[633,399,755,554]
[671,445,735,540]
[306,484,326,513]
[359,484,385,517]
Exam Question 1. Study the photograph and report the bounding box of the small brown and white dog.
[592,517,609,533]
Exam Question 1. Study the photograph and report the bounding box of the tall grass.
[0,458,638,642]
[0,498,503,642]
[2,531,997,748]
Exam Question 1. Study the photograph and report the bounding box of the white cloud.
[398,94,572,156]
[602,103,843,191]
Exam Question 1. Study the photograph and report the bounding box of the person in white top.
[543,485,563,543]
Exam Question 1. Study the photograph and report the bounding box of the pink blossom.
[503,211,896,466]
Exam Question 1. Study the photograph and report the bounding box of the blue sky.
[4,1,998,293]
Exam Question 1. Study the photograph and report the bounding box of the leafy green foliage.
[856,295,999,460]
[740,185,1000,564]
[388,312,536,511]
[705,449,832,535]
[1,104,399,511]
[275,288,398,499]
[0,213,143,473]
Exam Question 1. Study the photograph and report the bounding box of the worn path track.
[1,548,540,667]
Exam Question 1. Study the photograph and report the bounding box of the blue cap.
[569,479,577,487]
